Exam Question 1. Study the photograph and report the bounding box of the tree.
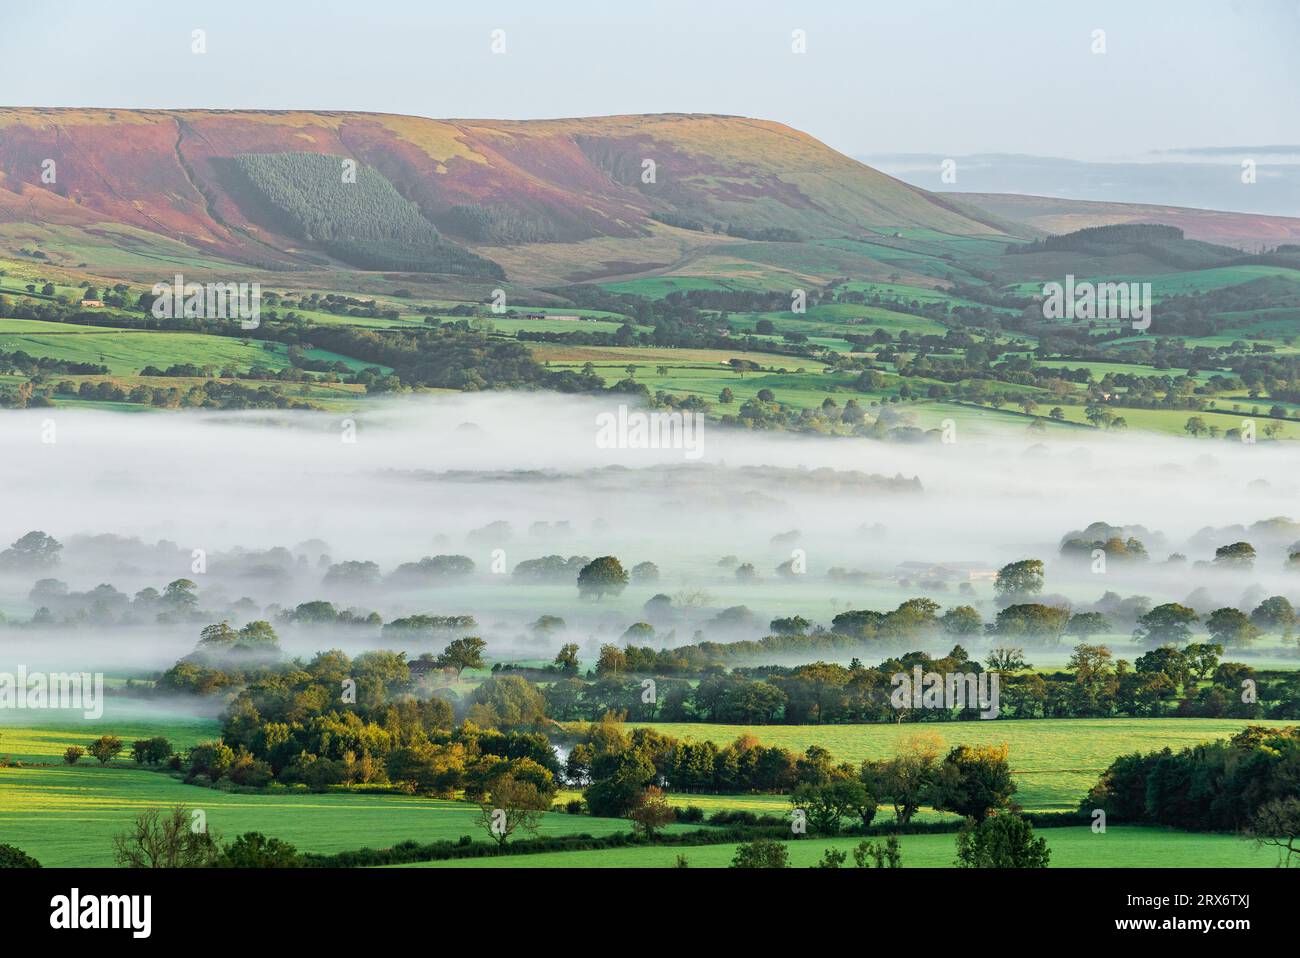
[1135,603,1198,645]
[0,844,41,868]
[932,744,1015,823]
[1184,415,1208,437]
[112,806,220,868]
[552,643,580,673]
[730,838,789,868]
[955,813,1050,868]
[162,577,199,610]
[1206,607,1260,647]
[131,737,173,765]
[1250,596,1296,637]
[468,675,546,728]
[0,530,62,570]
[995,603,1071,642]
[88,735,124,765]
[475,774,552,849]
[1066,611,1110,639]
[1248,797,1300,868]
[437,636,486,676]
[63,746,84,765]
[941,605,983,636]
[595,644,628,676]
[216,832,301,868]
[770,615,811,636]
[791,776,874,834]
[1134,646,1191,693]
[577,556,629,599]
[985,647,1030,673]
[1065,643,1118,715]
[994,559,1044,600]
[873,731,941,826]
[1213,541,1256,569]
[719,387,735,404]
[816,847,848,868]
[630,561,660,584]
[585,750,655,817]
[1184,642,1222,682]
[629,786,676,837]
[853,836,902,868]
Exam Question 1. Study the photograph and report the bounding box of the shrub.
[955,813,1050,868]
[0,844,41,868]
[731,838,790,868]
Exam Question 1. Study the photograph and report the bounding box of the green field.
[399,825,1274,868]
[1,710,1291,867]
[0,763,693,867]
[622,718,1298,812]
[0,712,701,866]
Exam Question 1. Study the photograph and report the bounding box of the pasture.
[400,825,1274,868]
[622,718,1299,812]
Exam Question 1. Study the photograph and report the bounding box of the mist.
[2,393,1298,681]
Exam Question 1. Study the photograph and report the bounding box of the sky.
[1,0,1298,161]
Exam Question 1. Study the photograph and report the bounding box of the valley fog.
[2,392,1299,675]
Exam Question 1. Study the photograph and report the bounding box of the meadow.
[0,712,700,867]
[0,710,1287,867]
[620,718,1300,812]
[0,763,692,867]
[398,825,1276,868]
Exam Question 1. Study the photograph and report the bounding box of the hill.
[0,109,1011,285]
[954,192,1300,251]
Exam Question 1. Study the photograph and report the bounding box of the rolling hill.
[0,108,1013,285]
[953,191,1300,251]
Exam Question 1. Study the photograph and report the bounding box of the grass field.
[399,825,1275,868]
[1,710,1291,867]
[0,711,701,866]
[621,718,1299,812]
[0,330,300,376]
[1005,265,1300,299]
[0,763,693,867]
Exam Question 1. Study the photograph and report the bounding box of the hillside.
[0,109,1011,285]
[954,192,1300,251]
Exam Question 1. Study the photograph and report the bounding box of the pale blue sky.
[2,0,1297,159]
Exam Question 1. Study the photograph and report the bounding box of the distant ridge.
[953,192,1300,251]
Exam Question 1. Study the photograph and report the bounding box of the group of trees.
[230,152,501,278]
[569,716,1020,834]
[1086,725,1300,860]
[538,634,1298,725]
[162,645,559,797]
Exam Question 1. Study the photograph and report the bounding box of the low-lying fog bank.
[1,393,1298,676]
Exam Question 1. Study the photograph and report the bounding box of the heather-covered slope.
[0,108,1009,281]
